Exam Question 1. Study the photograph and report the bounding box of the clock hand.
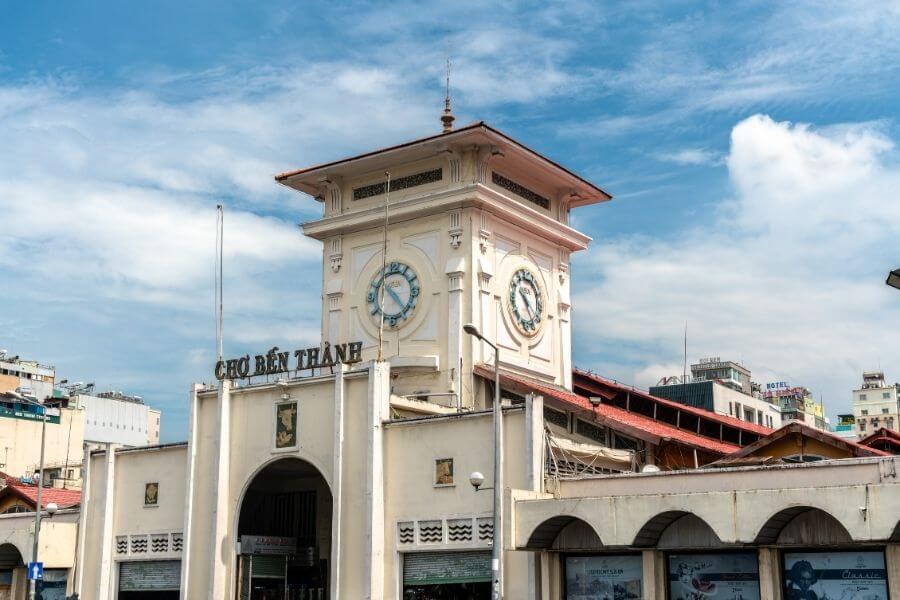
[384,285,405,312]
[519,289,535,319]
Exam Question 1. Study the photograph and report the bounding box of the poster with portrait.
[275,401,298,448]
[565,555,642,600]
[783,551,887,600]
[434,458,454,486]
[668,553,760,600]
[144,482,159,506]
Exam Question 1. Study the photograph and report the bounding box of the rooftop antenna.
[215,205,224,362]
[682,321,688,384]
[441,56,455,133]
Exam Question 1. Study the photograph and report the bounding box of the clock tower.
[276,122,610,409]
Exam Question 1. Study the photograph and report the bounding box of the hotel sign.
[214,342,363,380]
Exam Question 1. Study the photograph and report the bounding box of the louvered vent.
[116,536,128,555]
[171,532,183,552]
[151,534,169,553]
[398,522,415,545]
[447,518,473,543]
[130,535,148,554]
[477,517,494,542]
[418,520,443,544]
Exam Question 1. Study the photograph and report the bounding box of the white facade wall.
[76,394,153,447]
[713,384,778,428]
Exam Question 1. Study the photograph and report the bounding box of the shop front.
[402,551,492,600]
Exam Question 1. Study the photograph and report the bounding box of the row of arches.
[525,506,897,551]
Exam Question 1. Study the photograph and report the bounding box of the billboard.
[668,553,760,600]
[783,551,887,600]
[565,555,643,600]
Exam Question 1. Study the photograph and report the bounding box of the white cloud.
[657,148,722,166]
[575,114,900,415]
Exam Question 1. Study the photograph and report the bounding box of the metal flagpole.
[376,173,391,362]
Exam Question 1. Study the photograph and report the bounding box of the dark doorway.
[236,458,332,600]
[403,582,491,599]
[119,592,179,599]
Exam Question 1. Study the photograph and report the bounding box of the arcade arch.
[235,457,332,599]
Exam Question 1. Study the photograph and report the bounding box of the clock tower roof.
[275,121,612,208]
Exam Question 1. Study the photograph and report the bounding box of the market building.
[71,119,900,600]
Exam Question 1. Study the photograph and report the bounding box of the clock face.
[508,268,544,335]
[367,261,420,327]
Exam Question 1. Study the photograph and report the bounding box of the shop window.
[783,551,887,599]
[668,552,759,600]
[565,555,642,599]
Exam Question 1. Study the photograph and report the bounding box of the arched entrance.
[0,544,23,600]
[236,458,332,600]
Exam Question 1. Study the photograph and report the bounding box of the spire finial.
[441,56,455,133]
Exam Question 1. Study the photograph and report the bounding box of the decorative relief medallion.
[507,267,544,336]
[367,261,420,327]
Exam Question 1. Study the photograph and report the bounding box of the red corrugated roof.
[475,365,740,455]
[3,481,81,509]
[721,421,891,460]
[858,427,900,451]
[573,368,773,436]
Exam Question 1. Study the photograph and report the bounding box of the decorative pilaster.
[179,384,202,597]
[446,257,465,400]
[558,286,572,389]
[331,364,347,600]
[326,278,343,344]
[97,443,118,600]
[478,212,491,254]
[208,380,231,600]
[329,237,343,273]
[320,176,343,217]
[448,210,462,249]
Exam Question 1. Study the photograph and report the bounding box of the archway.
[524,516,603,551]
[0,544,24,600]
[754,506,852,545]
[236,457,332,600]
[633,511,724,549]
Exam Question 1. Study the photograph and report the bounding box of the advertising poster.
[565,555,642,600]
[783,551,888,600]
[668,553,760,600]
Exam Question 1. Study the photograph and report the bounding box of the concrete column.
[207,380,231,600]
[179,384,201,599]
[539,551,551,600]
[73,446,92,597]
[642,550,666,600]
[887,544,900,600]
[365,361,390,599]
[97,444,118,600]
[526,394,544,599]
[330,364,347,600]
[758,547,783,600]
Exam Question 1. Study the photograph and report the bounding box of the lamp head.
[887,269,900,290]
[46,502,59,516]
[463,323,481,339]
[468,471,485,490]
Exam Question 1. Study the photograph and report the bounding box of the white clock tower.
[276,121,610,409]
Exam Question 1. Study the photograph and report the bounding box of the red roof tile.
[475,365,740,455]
[3,482,81,509]
[573,368,773,436]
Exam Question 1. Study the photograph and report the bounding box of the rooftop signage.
[214,342,363,381]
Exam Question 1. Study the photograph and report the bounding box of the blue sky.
[2,1,899,441]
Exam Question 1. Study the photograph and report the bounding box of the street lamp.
[462,323,503,600]
[18,395,48,600]
[886,269,900,290]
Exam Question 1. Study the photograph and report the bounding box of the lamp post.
[886,269,900,290]
[20,396,49,600]
[462,323,503,600]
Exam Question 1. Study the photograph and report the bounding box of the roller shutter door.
[119,560,181,592]
[403,551,491,586]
